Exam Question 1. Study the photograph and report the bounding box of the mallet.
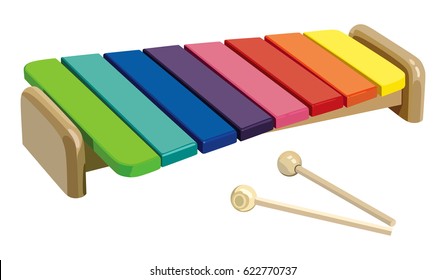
[277,151,395,226]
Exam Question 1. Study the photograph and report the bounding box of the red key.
[225,38,343,116]
[266,33,377,107]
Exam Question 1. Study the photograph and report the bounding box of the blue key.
[104,50,237,153]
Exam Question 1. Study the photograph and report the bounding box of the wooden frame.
[20,24,425,198]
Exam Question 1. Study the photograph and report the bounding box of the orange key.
[266,33,377,107]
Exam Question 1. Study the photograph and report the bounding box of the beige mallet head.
[231,185,257,212]
[277,151,302,176]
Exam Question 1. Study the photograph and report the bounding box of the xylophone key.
[265,33,377,107]
[62,54,197,166]
[185,42,309,128]
[225,38,344,116]
[304,30,405,95]
[144,45,274,140]
[104,50,237,153]
[24,59,161,176]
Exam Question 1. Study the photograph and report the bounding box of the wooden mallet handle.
[231,185,392,235]
[277,151,396,226]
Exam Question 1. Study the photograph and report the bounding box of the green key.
[25,59,161,177]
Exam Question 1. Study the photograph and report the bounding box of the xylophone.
[21,24,425,198]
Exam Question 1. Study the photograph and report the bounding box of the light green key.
[61,54,197,166]
[24,59,161,177]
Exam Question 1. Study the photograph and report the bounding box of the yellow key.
[304,30,405,95]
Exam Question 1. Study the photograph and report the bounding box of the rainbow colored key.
[144,45,274,140]
[104,50,237,153]
[225,38,344,116]
[304,30,405,95]
[24,59,161,176]
[185,42,309,128]
[265,33,377,107]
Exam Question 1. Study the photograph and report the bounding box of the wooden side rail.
[21,87,106,198]
[276,25,425,131]
[349,24,425,123]
[20,25,425,197]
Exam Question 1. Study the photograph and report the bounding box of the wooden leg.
[85,142,108,172]
[21,87,106,198]
[349,24,425,123]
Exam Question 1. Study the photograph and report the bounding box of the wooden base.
[20,25,425,197]
[275,90,402,130]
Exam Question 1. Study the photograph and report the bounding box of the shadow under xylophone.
[21,24,425,198]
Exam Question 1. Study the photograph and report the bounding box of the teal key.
[62,54,197,166]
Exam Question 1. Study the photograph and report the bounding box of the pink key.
[185,42,309,128]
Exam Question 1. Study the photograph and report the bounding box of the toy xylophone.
[21,25,425,198]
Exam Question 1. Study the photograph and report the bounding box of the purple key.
[144,45,274,140]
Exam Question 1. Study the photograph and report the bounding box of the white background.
[1,0,445,279]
